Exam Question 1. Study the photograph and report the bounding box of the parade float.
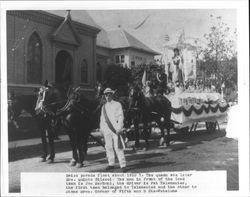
[166,90,229,132]
[161,33,229,132]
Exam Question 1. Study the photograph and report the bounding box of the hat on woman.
[104,88,115,94]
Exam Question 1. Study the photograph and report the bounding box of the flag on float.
[142,70,146,86]
[178,29,185,44]
[164,34,170,42]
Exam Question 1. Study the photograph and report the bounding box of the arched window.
[80,59,88,83]
[27,32,42,84]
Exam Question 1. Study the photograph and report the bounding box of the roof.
[97,28,160,55]
[44,10,101,31]
[96,29,110,48]
[43,11,158,55]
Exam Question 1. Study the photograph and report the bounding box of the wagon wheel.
[206,122,216,132]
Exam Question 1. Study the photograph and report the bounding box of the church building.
[7,10,159,97]
[7,10,100,98]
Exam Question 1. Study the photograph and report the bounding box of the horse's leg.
[76,128,84,168]
[158,120,165,146]
[68,131,78,166]
[160,115,171,147]
[40,127,48,162]
[159,117,171,147]
[134,111,142,149]
[134,121,140,148]
[82,133,89,156]
[143,120,151,150]
[53,119,61,140]
[165,119,171,146]
[47,126,55,163]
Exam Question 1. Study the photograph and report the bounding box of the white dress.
[172,56,183,82]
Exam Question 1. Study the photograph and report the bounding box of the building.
[7,10,100,98]
[96,28,160,82]
[7,10,159,97]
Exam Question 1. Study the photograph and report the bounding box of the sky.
[88,9,237,53]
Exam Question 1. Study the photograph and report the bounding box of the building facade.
[7,10,100,98]
[96,29,159,82]
[7,10,159,96]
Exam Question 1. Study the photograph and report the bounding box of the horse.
[8,90,58,162]
[128,85,172,149]
[35,82,103,167]
[34,84,64,163]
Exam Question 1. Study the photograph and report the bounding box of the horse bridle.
[36,86,90,118]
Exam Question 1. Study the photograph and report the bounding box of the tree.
[103,64,132,96]
[131,64,164,82]
[202,15,237,88]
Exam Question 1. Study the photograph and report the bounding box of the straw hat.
[104,88,115,94]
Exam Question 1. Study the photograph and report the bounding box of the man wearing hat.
[100,88,127,172]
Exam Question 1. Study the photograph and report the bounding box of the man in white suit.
[100,88,127,172]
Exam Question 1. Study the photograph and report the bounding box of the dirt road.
[8,128,238,193]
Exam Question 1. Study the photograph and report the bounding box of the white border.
[1,1,249,197]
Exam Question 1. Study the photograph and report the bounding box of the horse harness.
[36,87,89,120]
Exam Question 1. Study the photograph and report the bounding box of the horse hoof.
[142,147,148,151]
[159,137,164,146]
[46,158,54,164]
[69,159,77,166]
[134,146,140,151]
[76,163,83,168]
[39,157,46,162]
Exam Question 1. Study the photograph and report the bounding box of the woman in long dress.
[172,48,184,83]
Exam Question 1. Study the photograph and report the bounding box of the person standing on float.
[100,88,127,172]
[172,48,184,83]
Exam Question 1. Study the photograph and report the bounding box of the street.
[8,126,238,193]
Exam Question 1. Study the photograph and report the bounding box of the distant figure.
[172,48,184,83]
[143,81,153,97]
[96,81,103,98]
[174,81,184,95]
[156,71,167,95]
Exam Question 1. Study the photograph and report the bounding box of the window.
[121,55,124,63]
[135,56,142,61]
[115,55,125,64]
[27,32,42,84]
[80,59,88,83]
[115,56,120,64]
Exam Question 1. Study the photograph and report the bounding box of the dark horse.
[35,83,103,167]
[8,90,57,163]
[128,85,172,148]
[34,84,65,163]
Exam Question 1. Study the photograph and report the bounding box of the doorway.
[55,50,73,87]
